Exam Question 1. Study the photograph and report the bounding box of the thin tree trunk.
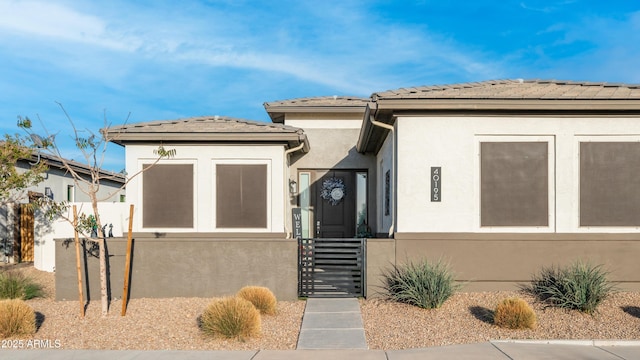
[72,206,85,318]
[91,201,108,316]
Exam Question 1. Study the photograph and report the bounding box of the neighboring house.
[55,79,640,301]
[0,152,125,267]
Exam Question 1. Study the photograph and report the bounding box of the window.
[580,142,640,226]
[142,164,194,228]
[480,142,548,226]
[384,170,390,216]
[298,172,311,238]
[216,164,267,228]
[356,172,369,236]
[67,185,75,202]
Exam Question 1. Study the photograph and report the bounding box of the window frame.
[139,160,197,232]
[475,136,556,232]
[575,136,640,231]
[212,159,272,232]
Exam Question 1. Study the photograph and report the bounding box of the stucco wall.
[376,128,394,236]
[125,144,285,233]
[394,115,640,233]
[363,233,640,294]
[55,233,298,301]
[286,113,377,236]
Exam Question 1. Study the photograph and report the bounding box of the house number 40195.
[431,167,441,202]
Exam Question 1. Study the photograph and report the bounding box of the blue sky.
[1,0,639,172]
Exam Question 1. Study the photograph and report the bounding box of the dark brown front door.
[312,170,356,238]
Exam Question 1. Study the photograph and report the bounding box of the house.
[0,151,125,268]
[55,80,640,301]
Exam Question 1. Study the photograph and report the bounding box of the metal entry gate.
[298,238,365,297]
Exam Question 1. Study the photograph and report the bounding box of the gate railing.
[298,237,365,298]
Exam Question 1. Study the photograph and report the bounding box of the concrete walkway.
[296,298,367,350]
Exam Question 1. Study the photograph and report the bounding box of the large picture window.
[216,164,267,228]
[143,164,194,228]
[580,142,640,226]
[480,142,548,227]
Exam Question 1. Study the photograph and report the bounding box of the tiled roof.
[264,96,369,108]
[264,96,368,123]
[373,79,640,100]
[105,116,309,151]
[108,115,304,134]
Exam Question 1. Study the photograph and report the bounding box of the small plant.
[200,297,261,339]
[494,297,537,330]
[382,258,460,309]
[0,271,43,300]
[237,286,277,315]
[0,299,36,338]
[526,260,615,314]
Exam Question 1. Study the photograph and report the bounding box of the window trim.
[475,136,556,232]
[212,159,272,232]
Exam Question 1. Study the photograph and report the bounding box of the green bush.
[526,260,615,314]
[200,297,261,339]
[382,258,460,309]
[0,271,42,300]
[0,299,36,338]
[237,286,277,315]
[494,297,537,330]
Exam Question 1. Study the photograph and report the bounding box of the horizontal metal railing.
[298,238,365,298]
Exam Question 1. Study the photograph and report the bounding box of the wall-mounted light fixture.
[289,179,298,194]
[44,187,53,199]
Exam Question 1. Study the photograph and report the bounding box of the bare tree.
[19,106,174,316]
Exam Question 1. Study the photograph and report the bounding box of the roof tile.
[373,79,640,100]
[264,96,369,108]
[108,115,304,134]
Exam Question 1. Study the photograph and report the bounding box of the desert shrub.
[493,297,537,330]
[237,286,277,315]
[0,299,36,338]
[526,260,614,314]
[200,297,261,339]
[0,271,42,300]
[382,258,460,309]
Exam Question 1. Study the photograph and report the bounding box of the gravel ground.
[4,265,640,350]
[362,292,640,350]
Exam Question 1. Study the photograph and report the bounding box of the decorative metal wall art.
[320,177,346,205]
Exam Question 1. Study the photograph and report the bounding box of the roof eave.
[264,105,367,123]
[374,98,640,111]
[109,132,310,153]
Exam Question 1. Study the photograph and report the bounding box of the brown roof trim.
[374,98,640,111]
[24,152,125,184]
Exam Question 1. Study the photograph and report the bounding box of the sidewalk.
[3,342,640,360]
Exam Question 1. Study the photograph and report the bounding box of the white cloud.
[0,0,504,96]
[0,0,141,51]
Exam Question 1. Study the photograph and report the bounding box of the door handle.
[316,220,321,237]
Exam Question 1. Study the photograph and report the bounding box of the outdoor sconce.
[44,187,53,199]
[289,179,298,194]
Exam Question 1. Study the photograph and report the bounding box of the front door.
[312,170,356,238]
